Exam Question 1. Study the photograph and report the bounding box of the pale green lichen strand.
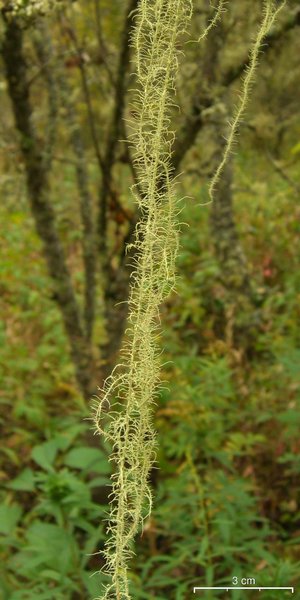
[197,0,227,43]
[208,0,287,201]
[93,1,192,598]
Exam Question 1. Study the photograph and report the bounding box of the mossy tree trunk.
[33,23,97,345]
[209,119,252,297]
[96,0,139,380]
[2,14,97,399]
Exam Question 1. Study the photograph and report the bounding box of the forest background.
[1,0,300,598]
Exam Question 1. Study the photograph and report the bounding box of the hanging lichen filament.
[93,0,192,598]
[93,0,287,598]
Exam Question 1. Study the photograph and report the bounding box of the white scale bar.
[193,587,294,593]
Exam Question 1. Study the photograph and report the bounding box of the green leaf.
[88,475,111,488]
[64,447,111,474]
[13,521,77,576]
[0,503,22,535]
[9,468,36,492]
[82,571,108,597]
[31,440,59,471]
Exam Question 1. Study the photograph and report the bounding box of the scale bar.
[193,587,294,593]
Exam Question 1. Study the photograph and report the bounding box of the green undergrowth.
[1,146,300,598]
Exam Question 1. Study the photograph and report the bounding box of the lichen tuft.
[92,0,192,598]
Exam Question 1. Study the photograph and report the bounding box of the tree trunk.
[34,25,97,345]
[2,15,96,399]
[209,118,257,348]
[101,259,133,382]
[210,149,252,295]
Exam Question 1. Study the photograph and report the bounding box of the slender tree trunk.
[96,0,139,378]
[33,24,97,344]
[210,135,252,296]
[208,108,256,348]
[2,15,95,398]
[97,0,138,260]
[101,259,133,381]
[58,72,97,344]
[32,22,58,172]
[175,7,252,300]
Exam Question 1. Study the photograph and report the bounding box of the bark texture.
[98,0,139,378]
[2,15,95,398]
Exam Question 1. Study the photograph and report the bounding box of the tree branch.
[62,18,106,177]
[97,0,139,261]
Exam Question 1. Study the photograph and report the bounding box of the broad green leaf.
[13,521,77,576]
[9,468,36,492]
[82,571,108,597]
[64,446,111,474]
[0,503,22,535]
[31,440,59,471]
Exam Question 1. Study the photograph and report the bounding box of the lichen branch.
[92,0,192,598]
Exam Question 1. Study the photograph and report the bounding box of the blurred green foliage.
[1,0,300,598]
[1,149,300,598]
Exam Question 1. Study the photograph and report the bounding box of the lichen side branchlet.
[196,0,228,43]
[208,0,287,201]
[93,0,192,598]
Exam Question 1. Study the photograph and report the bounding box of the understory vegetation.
[1,150,300,599]
[1,0,300,599]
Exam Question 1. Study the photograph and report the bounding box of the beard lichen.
[92,0,192,598]
[208,0,287,201]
